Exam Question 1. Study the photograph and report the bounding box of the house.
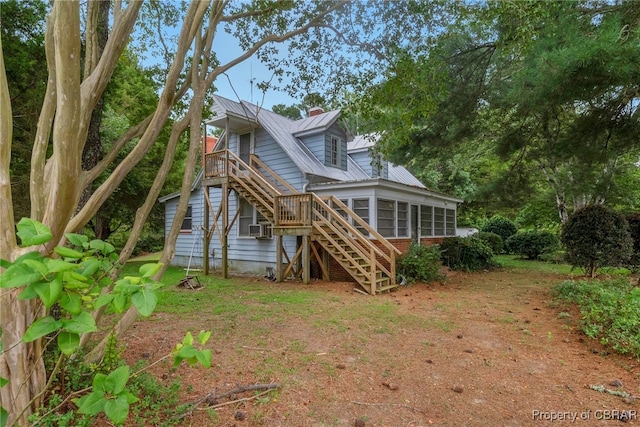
[160,95,463,294]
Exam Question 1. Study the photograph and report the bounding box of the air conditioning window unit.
[257,223,272,239]
[248,223,272,238]
[248,224,262,237]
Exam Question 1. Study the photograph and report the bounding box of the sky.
[207,30,298,111]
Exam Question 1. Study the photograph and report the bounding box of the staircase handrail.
[250,154,297,194]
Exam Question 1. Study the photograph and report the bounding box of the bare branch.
[0,33,16,258]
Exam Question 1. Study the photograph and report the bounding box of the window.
[446,208,456,236]
[371,154,382,178]
[330,135,340,166]
[377,198,395,237]
[352,198,370,236]
[397,202,408,237]
[239,132,252,164]
[180,205,193,232]
[434,207,445,236]
[420,205,433,236]
[238,197,254,236]
[332,199,349,220]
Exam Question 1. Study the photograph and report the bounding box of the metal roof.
[208,96,444,190]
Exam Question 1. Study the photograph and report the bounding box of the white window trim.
[329,134,341,167]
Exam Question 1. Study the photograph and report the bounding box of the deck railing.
[275,193,311,226]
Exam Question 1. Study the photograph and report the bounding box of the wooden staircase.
[203,149,400,294]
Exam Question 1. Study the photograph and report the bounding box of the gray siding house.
[160,95,462,294]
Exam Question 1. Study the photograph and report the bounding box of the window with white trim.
[446,208,456,236]
[180,205,193,232]
[238,197,254,236]
[420,205,433,236]
[397,202,409,237]
[434,207,445,236]
[377,198,395,237]
[330,135,341,167]
[352,198,370,236]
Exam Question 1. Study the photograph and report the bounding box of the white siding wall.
[164,126,305,273]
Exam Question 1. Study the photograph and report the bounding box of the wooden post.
[275,234,283,282]
[322,248,330,281]
[370,245,376,295]
[390,250,396,286]
[302,235,310,284]
[203,186,210,275]
[222,185,228,279]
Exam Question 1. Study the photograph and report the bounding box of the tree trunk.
[0,296,46,427]
[78,0,109,211]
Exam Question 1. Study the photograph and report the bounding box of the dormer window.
[330,135,341,167]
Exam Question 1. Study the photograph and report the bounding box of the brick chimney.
[308,107,324,117]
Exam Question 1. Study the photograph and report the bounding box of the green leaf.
[80,258,102,276]
[94,293,114,309]
[57,331,80,355]
[92,373,108,393]
[131,288,157,317]
[113,293,128,313]
[89,239,115,255]
[47,259,79,273]
[105,366,130,395]
[54,246,84,260]
[139,263,161,278]
[16,218,52,247]
[17,282,39,300]
[113,279,139,293]
[0,263,42,288]
[122,390,139,404]
[59,292,82,315]
[0,376,8,388]
[182,331,194,346]
[23,316,62,342]
[65,233,88,248]
[177,345,197,360]
[75,390,106,416]
[1,405,8,427]
[104,394,130,425]
[62,311,97,334]
[195,349,212,368]
[34,278,63,308]
[22,259,48,277]
[197,330,212,345]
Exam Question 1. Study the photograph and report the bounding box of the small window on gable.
[181,205,193,232]
[371,153,383,178]
[330,135,341,167]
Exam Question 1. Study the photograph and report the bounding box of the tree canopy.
[356,0,640,223]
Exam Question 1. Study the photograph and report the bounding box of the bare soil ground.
[121,267,640,426]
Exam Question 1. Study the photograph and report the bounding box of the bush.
[553,278,640,358]
[561,205,633,277]
[439,236,497,272]
[480,215,517,249]
[506,230,560,260]
[475,231,503,255]
[397,243,441,283]
[626,213,640,272]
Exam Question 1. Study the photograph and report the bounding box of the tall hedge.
[506,230,560,260]
[561,205,633,278]
[626,213,640,272]
[481,216,517,251]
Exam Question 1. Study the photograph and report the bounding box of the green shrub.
[440,236,497,272]
[481,215,517,249]
[561,205,633,277]
[506,230,560,260]
[553,278,640,358]
[397,243,441,283]
[475,231,503,254]
[626,213,640,272]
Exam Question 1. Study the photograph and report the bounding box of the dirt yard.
[121,267,639,426]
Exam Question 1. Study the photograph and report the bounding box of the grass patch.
[553,278,640,359]
[495,255,575,274]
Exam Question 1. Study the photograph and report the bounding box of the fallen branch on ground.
[175,383,280,419]
[350,400,427,414]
